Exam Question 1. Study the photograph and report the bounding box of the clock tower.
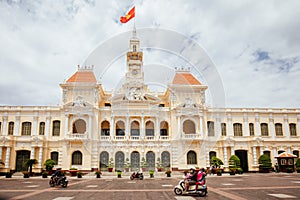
[123,28,146,100]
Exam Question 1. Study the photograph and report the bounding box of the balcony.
[67,132,88,139]
[115,136,126,140]
[159,136,169,140]
[182,133,201,140]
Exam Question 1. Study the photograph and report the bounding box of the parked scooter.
[49,174,68,188]
[174,176,207,197]
[130,172,144,180]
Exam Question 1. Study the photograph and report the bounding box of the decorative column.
[253,146,257,166]
[125,116,129,139]
[273,147,277,164]
[216,114,221,138]
[259,146,263,157]
[88,115,92,139]
[45,114,51,138]
[223,147,228,166]
[255,113,261,136]
[206,150,210,167]
[155,116,159,140]
[2,115,8,135]
[227,114,233,137]
[30,147,35,159]
[141,115,145,139]
[230,146,234,157]
[5,147,10,168]
[110,116,115,139]
[14,115,20,136]
[64,114,69,138]
[284,114,290,139]
[38,147,43,168]
[243,113,249,137]
[32,114,38,136]
[199,114,203,136]
[297,115,300,137]
[177,115,181,139]
[269,114,275,139]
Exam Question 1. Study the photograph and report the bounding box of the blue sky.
[0,0,299,108]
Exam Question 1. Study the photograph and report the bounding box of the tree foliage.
[210,156,224,168]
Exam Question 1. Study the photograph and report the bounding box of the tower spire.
[132,21,137,38]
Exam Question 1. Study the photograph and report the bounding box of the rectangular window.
[261,123,269,136]
[51,152,59,165]
[52,120,60,136]
[221,123,226,136]
[21,122,32,136]
[207,121,215,136]
[39,122,45,135]
[275,123,283,136]
[249,123,254,136]
[8,122,14,135]
[289,123,297,136]
[233,123,243,136]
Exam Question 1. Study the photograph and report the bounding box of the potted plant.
[149,170,154,178]
[124,158,131,172]
[77,171,82,178]
[140,157,148,172]
[108,158,114,172]
[210,156,224,174]
[42,171,48,178]
[69,168,78,176]
[258,154,272,173]
[23,171,30,178]
[117,170,122,178]
[156,158,163,172]
[165,169,171,177]
[95,170,102,178]
[295,158,300,173]
[23,159,38,176]
[5,172,12,178]
[216,169,222,176]
[229,155,241,175]
[44,159,56,175]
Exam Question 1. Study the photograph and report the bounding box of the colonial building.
[0,32,299,173]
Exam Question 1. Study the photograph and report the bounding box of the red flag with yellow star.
[120,6,135,23]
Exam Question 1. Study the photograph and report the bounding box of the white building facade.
[0,34,299,173]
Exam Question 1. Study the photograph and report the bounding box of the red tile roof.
[66,71,97,83]
[275,152,297,158]
[172,73,201,85]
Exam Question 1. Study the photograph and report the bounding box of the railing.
[100,136,110,140]
[182,133,200,139]
[145,136,155,140]
[115,136,126,140]
[130,136,140,140]
[159,136,169,140]
[68,133,88,139]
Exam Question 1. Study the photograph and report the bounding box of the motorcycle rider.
[53,168,63,185]
[195,168,206,190]
[184,167,198,193]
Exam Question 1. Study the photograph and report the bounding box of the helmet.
[190,166,196,170]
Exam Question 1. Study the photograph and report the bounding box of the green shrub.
[295,158,300,168]
[258,154,272,170]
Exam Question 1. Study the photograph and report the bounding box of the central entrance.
[235,150,249,172]
[15,150,30,172]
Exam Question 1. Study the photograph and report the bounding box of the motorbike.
[49,174,68,188]
[130,172,144,180]
[174,177,207,197]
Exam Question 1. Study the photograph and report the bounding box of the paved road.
[0,173,300,200]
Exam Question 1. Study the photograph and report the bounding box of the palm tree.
[24,159,38,176]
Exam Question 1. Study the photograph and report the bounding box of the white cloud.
[0,0,299,108]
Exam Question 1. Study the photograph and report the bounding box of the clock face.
[132,69,138,75]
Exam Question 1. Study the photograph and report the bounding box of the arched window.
[145,121,154,136]
[221,123,226,136]
[52,120,61,136]
[261,123,269,136]
[187,150,197,165]
[209,151,217,163]
[183,120,196,134]
[263,150,271,158]
[116,121,125,136]
[233,123,243,136]
[100,151,109,170]
[131,120,140,136]
[72,151,82,165]
[207,121,215,136]
[21,122,31,136]
[131,151,140,171]
[8,121,14,135]
[51,151,59,164]
[72,119,86,134]
[146,151,155,170]
[275,123,283,136]
[101,121,110,136]
[289,123,297,136]
[249,123,254,136]
[160,121,168,136]
[39,122,45,135]
[115,151,125,170]
[161,151,170,168]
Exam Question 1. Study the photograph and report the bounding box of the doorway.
[235,150,249,172]
[15,150,30,172]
